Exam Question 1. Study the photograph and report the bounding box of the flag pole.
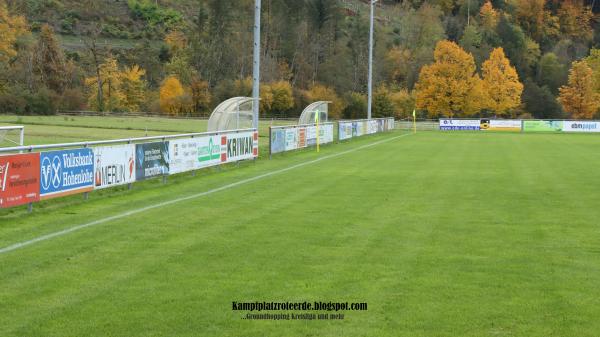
[412,109,417,134]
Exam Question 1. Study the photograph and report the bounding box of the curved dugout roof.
[299,101,330,125]
[207,97,257,132]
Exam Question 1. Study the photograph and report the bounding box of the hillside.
[1,0,600,120]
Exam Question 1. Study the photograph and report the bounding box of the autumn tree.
[557,0,593,43]
[0,0,28,63]
[33,24,67,93]
[190,77,211,115]
[479,1,498,30]
[85,56,125,112]
[261,81,295,117]
[160,75,192,116]
[372,85,395,118]
[584,49,600,94]
[558,61,600,119]
[303,84,345,119]
[415,40,482,118]
[120,65,146,112]
[481,48,523,116]
[390,89,416,119]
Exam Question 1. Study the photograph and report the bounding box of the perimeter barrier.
[269,122,334,157]
[0,129,258,210]
[338,118,395,141]
[438,119,600,133]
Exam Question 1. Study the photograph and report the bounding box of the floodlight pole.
[252,0,261,130]
[367,0,377,120]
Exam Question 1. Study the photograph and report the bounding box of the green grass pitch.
[1,130,600,336]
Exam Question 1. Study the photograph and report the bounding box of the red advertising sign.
[0,153,41,208]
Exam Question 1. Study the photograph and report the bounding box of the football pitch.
[1,131,600,336]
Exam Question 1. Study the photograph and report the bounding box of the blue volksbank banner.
[40,148,94,199]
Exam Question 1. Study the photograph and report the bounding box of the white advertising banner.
[490,119,522,131]
[440,119,481,130]
[93,144,136,189]
[223,131,258,162]
[284,128,298,151]
[169,135,222,174]
[562,121,600,133]
[321,124,334,143]
[480,119,522,131]
[367,120,378,134]
[339,118,394,140]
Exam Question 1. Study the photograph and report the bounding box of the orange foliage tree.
[415,40,483,118]
[481,48,523,117]
[160,76,192,116]
[558,61,600,119]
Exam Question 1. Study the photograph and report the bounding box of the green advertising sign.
[198,137,221,162]
[523,120,563,132]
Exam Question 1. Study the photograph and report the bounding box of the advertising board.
[169,136,222,174]
[440,119,481,130]
[271,129,286,154]
[339,122,353,140]
[480,119,522,131]
[93,145,135,189]
[135,142,169,180]
[562,121,600,133]
[40,148,94,199]
[522,120,563,132]
[222,131,258,162]
[0,153,40,208]
[284,128,298,151]
[298,127,306,148]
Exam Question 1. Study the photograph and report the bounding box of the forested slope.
[1,0,599,119]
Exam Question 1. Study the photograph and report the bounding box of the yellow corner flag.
[412,109,417,134]
[315,110,320,153]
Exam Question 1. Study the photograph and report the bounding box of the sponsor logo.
[0,162,8,192]
[198,137,221,162]
[41,155,62,190]
[95,154,134,187]
[227,136,254,158]
[40,149,94,198]
[570,122,598,130]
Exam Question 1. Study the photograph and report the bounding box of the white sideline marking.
[0,133,412,255]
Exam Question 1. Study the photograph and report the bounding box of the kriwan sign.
[40,148,94,200]
[222,131,258,163]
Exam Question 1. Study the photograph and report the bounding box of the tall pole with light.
[367,0,378,120]
[252,0,261,130]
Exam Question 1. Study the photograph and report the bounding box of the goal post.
[0,126,25,148]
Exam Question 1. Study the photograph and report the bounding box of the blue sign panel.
[40,148,94,199]
[271,129,286,154]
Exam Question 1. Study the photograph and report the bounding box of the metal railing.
[0,128,256,154]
